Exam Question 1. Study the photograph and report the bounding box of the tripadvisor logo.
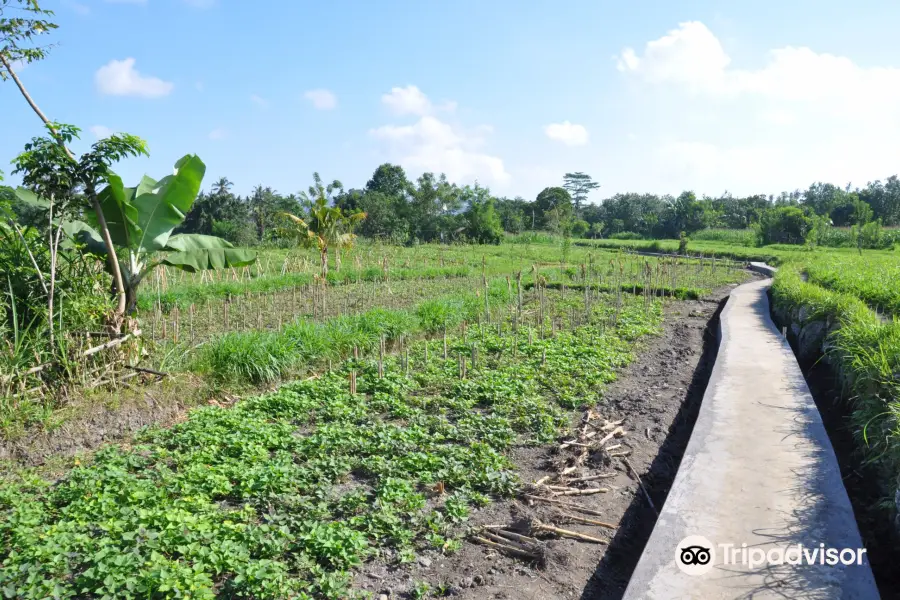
[675,535,869,576]
[676,535,715,576]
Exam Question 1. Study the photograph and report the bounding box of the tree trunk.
[336,249,342,272]
[125,285,139,316]
[321,247,328,279]
[86,185,128,331]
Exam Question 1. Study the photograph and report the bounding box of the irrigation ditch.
[771,290,900,597]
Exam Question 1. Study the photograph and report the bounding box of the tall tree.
[249,184,277,241]
[2,3,138,330]
[461,184,503,244]
[366,163,412,200]
[409,172,460,242]
[300,172,343,212]
[562,172,600,212]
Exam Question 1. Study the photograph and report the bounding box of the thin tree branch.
[11,221,48,294]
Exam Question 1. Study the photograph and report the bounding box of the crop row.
[0,292,662,599]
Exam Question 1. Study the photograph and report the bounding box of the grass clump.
[195,308,419,385]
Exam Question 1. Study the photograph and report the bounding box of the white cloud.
[250,94,269,108]
[617,21,730,89]
[370,87,509,188]
[544,121,589,146]
[89,125,115,139]
[381,85,456,116]
[618,21,900,117]
[208,128,227,141]
[304,89,337,110]
[95,58,173,98]
[615,22,900,194]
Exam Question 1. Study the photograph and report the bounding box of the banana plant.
[18,155,256,314]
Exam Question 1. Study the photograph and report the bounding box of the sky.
[4,0,900,203]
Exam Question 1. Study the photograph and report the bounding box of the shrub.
[571,220,590,238]
[609,232,643,240]
[756,207,812,245]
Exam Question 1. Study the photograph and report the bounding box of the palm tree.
[280,174,365,278]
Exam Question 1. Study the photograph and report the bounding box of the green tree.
[571,219,590,238]
[534,187,573,231]
[366,163,412,200]
[757,206,812,245]
[409,173,460,243]
[249,185,277,241]
[336,189,410,243]
[462,185,503,244]
[15,145,257,315]
[179,177,250,237]
[494,196,528,234]
[562,172,600,213]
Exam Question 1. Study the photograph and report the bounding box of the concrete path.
[622,278,879,599]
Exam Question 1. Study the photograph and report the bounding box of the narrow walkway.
[622,278,879,599]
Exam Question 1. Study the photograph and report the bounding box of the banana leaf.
[161,234,257,272]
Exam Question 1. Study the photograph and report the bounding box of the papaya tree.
[15,148,256,316]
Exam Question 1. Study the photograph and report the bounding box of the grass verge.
[770,268,900,499]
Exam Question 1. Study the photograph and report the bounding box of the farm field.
[7,2,900,597]
[1,275,679,598]
[0,235,759,599]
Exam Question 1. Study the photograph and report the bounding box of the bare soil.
[0,374,227,469]
[353,284,742,600]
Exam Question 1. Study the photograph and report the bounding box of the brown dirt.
[0,374,231,469]
[352,283,745,600]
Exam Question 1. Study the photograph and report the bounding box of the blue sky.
[4,0,900,202]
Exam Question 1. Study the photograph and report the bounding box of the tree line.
[163,164,900,247]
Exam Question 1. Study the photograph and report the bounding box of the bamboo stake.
[623,457,658,516]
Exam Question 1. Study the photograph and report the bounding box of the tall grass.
[194,283,513,385]
[691,228,758,246]
[805,255,900,315]
[771,267,900,496]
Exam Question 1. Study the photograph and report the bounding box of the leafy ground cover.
[0,292,661,599]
